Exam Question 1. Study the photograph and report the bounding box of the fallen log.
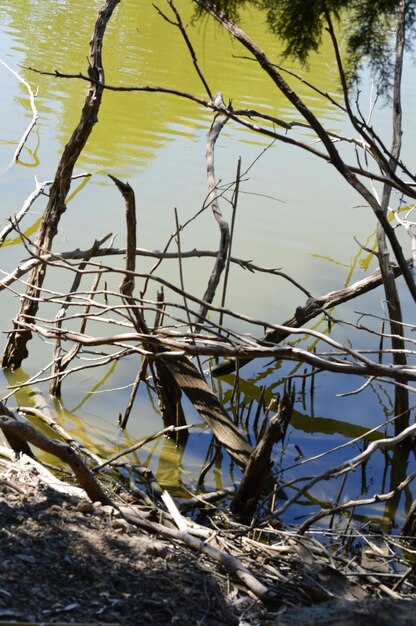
[212,259,412,377]
[0,414,111,505]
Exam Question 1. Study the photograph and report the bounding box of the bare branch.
[197,93,230,323]
[0,59,38,168]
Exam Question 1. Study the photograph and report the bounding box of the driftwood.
[120,506,272,604]
[2,0,120,369]
[231,389,294,517]
[0,415,111,504]
[212,259,412,376]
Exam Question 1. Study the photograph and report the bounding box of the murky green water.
[0,0,414,529]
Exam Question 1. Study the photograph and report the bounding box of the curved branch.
[0,415,111,504]
[197,93,230,322]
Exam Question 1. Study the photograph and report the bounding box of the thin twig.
[154,0,213,99]
[0,58,38,167]
[298,471,416,534]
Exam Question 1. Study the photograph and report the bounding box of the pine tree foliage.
[197,0,416,93]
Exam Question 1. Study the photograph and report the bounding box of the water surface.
[0,0,414,529]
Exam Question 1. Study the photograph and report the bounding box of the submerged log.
[231,389,294,517]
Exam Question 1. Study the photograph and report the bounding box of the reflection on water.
[0,0,345,171]
[0,0,414,529]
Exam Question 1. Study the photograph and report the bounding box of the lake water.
[0,0,414,530]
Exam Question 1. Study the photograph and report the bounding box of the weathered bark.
[0,415,111,504]
[109,175,188,446]
[376,0,409,439]
[231,390,294,517]
[2,0,120,369]
[162,354,252,468]
[197,93,230,323]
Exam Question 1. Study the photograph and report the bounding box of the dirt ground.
[0,478,243,625]
[1,454,416,626]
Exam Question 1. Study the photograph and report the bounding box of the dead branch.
[50,247,103,396]
[0,173,90,247]
[0,241,313,296]
[18,405,103,465]
[219,157,241,321]
[298,470,416,534]
[13,314,416,386]
[25,65,416,195]
[325,2,410,440]
[0,58,38,167]
[402,499,416,541]
[198,0,416,303]
[197,93,231,323]
[155,0,213,99]
[119,356,148,430]
[94,176,252,462]
[120,505,272,604]
[212,258,413,376]
[0,415,111,504]
[2,0,120,369]
[0,402,34,458]
[109,174,189,444]
[377,0,409,438]
[94,424,194,471]
[161,353,252,468]
[231,389,294,518]
[270,422,416,522]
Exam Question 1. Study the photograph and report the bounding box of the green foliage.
[345,0,399,89]
[258,0,345,63]
[197,0,416,94]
